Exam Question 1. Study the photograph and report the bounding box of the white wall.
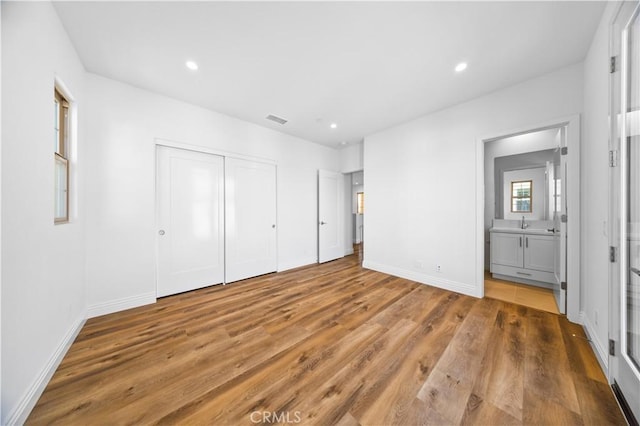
[84,73,340,315]
[502,168,546,221]
[1,2,87,423]
[364,63,584,298]
[1,3,4,421]
[340,142,363,173]
[581,1,618,370]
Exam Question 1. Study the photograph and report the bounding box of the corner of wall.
[87,292,156,319]
[5,313,86,425]
[362,260,481,298]
[580,310,609,377]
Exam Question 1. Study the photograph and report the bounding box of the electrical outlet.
[436,265,441,273]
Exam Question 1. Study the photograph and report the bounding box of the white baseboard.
[87,292,156,319]
[277,257,317,273]
[362,260,480,298]
[6,313,86,426]
[580,310,608,376]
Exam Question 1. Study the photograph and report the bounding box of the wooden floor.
[485,272,560,315]
[28,251,624,425]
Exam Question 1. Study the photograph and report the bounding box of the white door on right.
[318,169,344,263]
[611,1,640,422]
[225,157,277,283]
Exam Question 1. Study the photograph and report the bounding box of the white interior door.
[611,2,640,422]
[225,157,277,283]
[156,146,224,297]
[318,169,344,263]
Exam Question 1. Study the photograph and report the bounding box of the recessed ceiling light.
[455,62,468,73]
[185,60,199,71]
[330,123,337,129]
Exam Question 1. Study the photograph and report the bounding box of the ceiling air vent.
[266,114,288,125]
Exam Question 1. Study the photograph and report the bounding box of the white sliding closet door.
[156,146,225,297]
[225,157,277,283]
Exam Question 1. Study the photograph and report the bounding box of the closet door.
[225,157,277,283]
[156,146,225,297]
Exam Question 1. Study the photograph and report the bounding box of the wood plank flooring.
[28,252,625,425]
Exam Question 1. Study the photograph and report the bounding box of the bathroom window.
[511,180,532,213]
[54,88,70,224]
[357,192,364,214]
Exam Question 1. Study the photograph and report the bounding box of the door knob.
[272,224,276,229]
[158,230,165,236]
[320,221,327,225]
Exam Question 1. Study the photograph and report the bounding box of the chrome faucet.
[521,216,529,229]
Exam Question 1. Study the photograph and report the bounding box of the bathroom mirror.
[494,149,557,221]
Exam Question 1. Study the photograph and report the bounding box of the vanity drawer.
[490,263,557,285]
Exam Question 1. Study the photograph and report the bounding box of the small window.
[357,192,364,215]
[54,88,69,223]
[511,180,532,213]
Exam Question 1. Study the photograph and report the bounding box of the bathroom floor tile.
[484,273,559,315]
[484,281,517,301]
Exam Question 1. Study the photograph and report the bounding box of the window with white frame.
[511,180,532,213]
[54,88,70,223]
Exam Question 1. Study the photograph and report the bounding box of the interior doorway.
[343,170,364,259]
[477,115,580,322]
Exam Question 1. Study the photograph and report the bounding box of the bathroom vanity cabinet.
[490,229,557,286]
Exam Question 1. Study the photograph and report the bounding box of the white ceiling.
[53,1,605,149]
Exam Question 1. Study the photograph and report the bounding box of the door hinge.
[609,339,616,356]
[611,56,617,73]
[561,214,568,223]
[560,281,567,290]
[561,146,568,156]
[609,150,618,167]
[610,246,617,263]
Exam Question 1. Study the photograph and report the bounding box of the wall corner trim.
[362,260,481,298]
[580,310,609,376]
[6,313,86,425]
[87,292,156,319]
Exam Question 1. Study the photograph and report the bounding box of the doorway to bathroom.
[482,125,569,315]
[344,170,364,259]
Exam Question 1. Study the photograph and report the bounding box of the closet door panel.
[156,146,224,297]
[225,158,277,283]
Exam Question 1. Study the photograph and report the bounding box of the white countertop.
[490,227,556,235]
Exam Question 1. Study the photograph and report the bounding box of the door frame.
[475,114,581,322]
